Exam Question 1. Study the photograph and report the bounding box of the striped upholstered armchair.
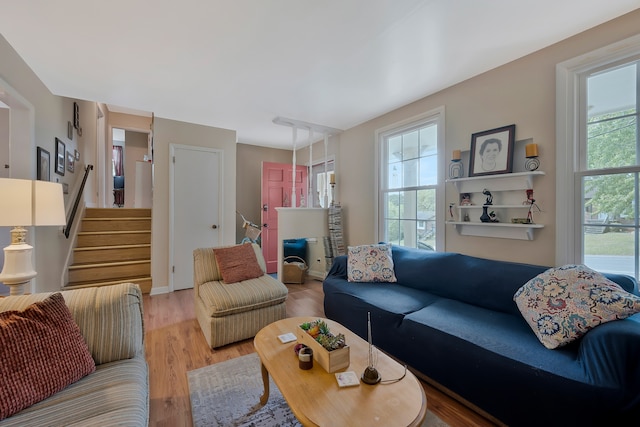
[193,243,288,348]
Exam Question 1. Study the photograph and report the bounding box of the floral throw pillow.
[347,243,397,283]
[514,264,640,349]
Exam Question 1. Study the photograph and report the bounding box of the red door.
[261,162,308,273]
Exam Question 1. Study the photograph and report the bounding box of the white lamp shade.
[34,181,66,226]
[0,178,32,226]
[0,178,66,227]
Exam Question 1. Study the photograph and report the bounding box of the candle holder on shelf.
[449,149,464,179]
[330,175,336,207]
[525,143,540,171]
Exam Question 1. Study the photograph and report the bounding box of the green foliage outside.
[585,110,637,220]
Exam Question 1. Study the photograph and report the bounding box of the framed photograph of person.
[468,124,515,177]
[37,147,50,181]
[55,137,65,176]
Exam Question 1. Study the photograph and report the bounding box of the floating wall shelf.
[447,171,545,240]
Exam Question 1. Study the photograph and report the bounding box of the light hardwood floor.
[143,279,497,427]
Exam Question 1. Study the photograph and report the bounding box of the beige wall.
[0,35,86,293]
[334,9,640,267]
[151,117,236,292]
[236,143,293,242]
[0,107,8,177]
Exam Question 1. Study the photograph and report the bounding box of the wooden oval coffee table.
[254,316,427,427]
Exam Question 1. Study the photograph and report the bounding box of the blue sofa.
[323,245,640,426]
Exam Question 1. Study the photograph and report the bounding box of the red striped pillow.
[213,243,264,283]
[0,293,96,420]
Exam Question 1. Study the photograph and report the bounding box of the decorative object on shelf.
[480,206,492,223]
[525,143,540,171]
[469,124,515,177]
[329,173,336,207]
[55,137,65,176]
[480,189,494,223]
[36,147,50,181]
[482,189,493,205]
[449,149,464,179]
[460,193,472,205]
[449,203,456,221]
[524,189,542,223]
[0,179,66,295]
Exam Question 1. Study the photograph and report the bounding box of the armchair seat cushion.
[199,275,288,317]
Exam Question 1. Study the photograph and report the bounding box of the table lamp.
[0,178,66,295]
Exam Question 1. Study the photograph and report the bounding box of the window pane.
[400,190,416,220]
[388,162,402,189]
[419,125,437,156]
[417,189,435,223]
[583,173,635,224]
[586,63,638,170]
[403,159,419,187]
[385,192,400,220]
[419,155,437,186]
[385,219,401,245]
[388,135,402,162]
[403,130,419,160]
[584,229,637,277]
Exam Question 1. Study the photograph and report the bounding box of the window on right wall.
[557,36,640,280]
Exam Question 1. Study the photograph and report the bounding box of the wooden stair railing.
[64,164,93,238]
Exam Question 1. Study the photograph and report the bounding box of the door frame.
[168,143,224,292]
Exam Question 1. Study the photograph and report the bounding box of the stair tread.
[69,259,150,270]
[65,276,152,288]
[78,230,151,235]
[74,244,150,252]
[83,217,151,221]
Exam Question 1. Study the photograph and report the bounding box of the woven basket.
[282,256,308,284]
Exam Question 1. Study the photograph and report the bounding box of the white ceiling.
[1,1,638,149]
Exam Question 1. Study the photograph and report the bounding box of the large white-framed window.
[375,107,445,251]
[557,35,640,279]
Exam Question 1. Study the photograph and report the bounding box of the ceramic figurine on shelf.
[482,189,493,205]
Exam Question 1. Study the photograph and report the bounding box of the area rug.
[187,353,449,427]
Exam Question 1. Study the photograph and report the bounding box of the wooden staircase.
[65,208,152,294]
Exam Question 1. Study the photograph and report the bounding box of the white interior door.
[171,144,221,291]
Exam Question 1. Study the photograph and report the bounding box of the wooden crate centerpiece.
[297,320,350,373]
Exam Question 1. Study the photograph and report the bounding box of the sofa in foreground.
[194,243,288,348]
[0,282,148,426]
[323,245,640,426]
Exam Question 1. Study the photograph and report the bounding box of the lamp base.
[361,366,381,385]
[0,241,36,296]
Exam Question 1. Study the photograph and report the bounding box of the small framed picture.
[74,149,80,161]
[67,151,74,173]
[37,147,50,181]
[67,121,73,140]
[469,124,515,177]
[55,137,65,176]
[73,102,80,129]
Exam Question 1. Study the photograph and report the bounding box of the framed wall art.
[37,147,50,181]
[73,102,80,129]
[67,151,74,173]
[55,137,65,176]
[468,124,515,177]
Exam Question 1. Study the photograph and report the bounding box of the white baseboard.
[150,286,169,295]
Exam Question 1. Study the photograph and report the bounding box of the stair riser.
[84,208,151,218]
[64,278,152,294]
[69,262,150,283]
[82,219,151,232]
[77,233,151,247]
[74,247,150,264]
